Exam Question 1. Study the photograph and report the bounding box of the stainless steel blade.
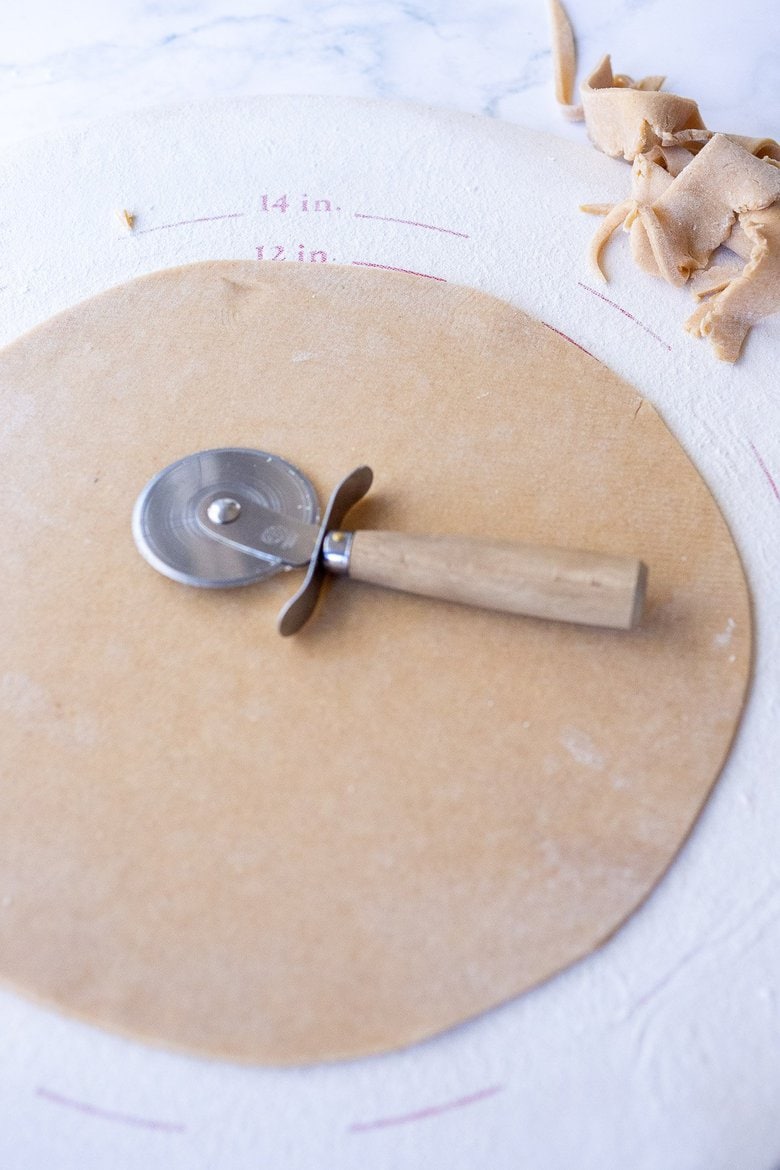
[132,448,321,587]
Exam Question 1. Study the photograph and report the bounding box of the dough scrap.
[548,0,583,121]
[581,55,704,162]
[634,135,780,284]
[549,2,780,361]
[684,203,780,361]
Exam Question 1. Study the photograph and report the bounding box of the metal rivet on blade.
[207,497,242,524]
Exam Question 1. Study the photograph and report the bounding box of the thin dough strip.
[548,0,584,121]
[587,200,633,279]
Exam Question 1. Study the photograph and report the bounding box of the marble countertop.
[0,0,777,152]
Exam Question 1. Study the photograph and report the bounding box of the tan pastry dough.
[581,55,703,162]
[548,0,583,121]
[685,203,780,361]
[0,262,751,1063]
[631,135,780,284]
[550,2,780,361]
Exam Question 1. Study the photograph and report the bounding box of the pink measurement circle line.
[352,260,447,282]
[349,1083,504,1133]
[36,1086,186,1134]
[136,212,245,235]
[748,440,780,501]
[577,281,672,351]
[543,321,596,358]
[354,212,469,239]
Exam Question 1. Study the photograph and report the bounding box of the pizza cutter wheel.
[133,447,648,634]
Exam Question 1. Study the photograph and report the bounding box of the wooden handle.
[344,531,647,629]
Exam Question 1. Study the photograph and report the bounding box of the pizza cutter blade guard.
[133,447,648,635]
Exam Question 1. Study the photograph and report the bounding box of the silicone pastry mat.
[0,97,775,1165]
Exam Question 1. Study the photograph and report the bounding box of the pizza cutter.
[132,447,648,635]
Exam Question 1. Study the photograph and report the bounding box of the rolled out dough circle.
[0,261,750,1064]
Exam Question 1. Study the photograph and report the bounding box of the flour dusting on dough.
[1,671,98,747]
[1,671,48,718]
[1,394,36,443]
[560,726,606,770]
[714,618,737,647]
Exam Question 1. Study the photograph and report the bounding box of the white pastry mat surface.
[0,96,777,1169]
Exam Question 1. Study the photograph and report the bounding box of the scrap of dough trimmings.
[114,208,136,232]
[549,0,780,362]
